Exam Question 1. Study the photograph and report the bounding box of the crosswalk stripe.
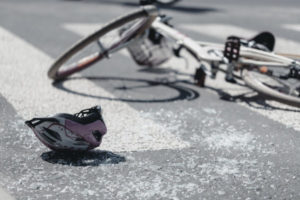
[283,24,300,32]
[0,26,189,152]
[64,23,103,37]
[0,187,14,200]
[181,24,300,54]
[181,24,257,40]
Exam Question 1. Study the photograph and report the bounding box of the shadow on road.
[41,150,126,166]
[51,68,299,111]
[52,76,200,103]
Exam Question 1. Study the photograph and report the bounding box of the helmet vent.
[92,130,102,142]
[43,127,62,141]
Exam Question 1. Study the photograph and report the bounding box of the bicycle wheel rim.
[243,69,300,107]
[48,6,157,80]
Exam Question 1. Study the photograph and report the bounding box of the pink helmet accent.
[65,119,107,147]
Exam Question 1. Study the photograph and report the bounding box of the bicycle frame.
[147,16,300,106]
[151,17,299,71]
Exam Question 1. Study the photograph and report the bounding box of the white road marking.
[182,24,257,40]
[64,23,103,37]
[181,24,300,54]
[283,24,300,32]
[0,187,15,200]
[0,26,189,152]
[64,23,300,132]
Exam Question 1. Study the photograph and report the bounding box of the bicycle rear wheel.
[243,68,300,107]
[48,6,158,80]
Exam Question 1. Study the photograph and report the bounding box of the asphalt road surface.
[0,0,300,199]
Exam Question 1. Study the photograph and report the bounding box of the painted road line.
[283,24,300,32]
[181,24,300,54]
[0,26,189,152]
[179,24,300,131]
[64,23,103,37]
[182,24,257,40]
[0,187,15,200]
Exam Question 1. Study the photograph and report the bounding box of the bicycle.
[48,4,300,107]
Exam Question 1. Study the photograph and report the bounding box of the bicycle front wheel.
[48,5,158,80]
[242,69,300,107]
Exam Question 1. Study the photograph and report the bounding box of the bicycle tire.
[242,69,300,107]
[48,5,158,80]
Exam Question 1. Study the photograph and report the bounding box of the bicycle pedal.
[289,64,300,79]
[224,36,241,62]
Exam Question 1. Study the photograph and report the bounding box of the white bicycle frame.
[151,17,299,69]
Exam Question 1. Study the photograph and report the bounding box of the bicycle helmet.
[25,106,107,151]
